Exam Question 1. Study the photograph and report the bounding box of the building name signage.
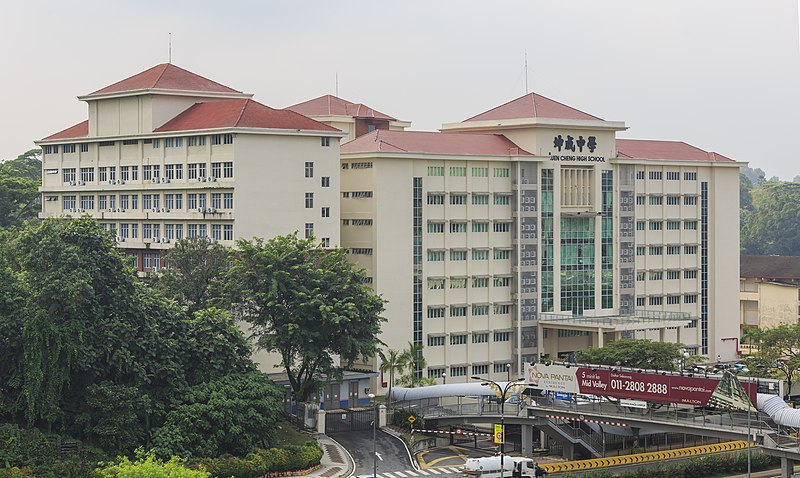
[550,134,605,162]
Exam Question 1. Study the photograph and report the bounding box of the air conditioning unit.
[77,209,85,213]
[160,237,170,243]
[76,180,84,186]
[107,180,115,185]
[118,180,125,185]
[107,208,115,212]
[152,237,160,243]
[161,177,170,184]
[160,207,169,213]
[206,207,216,214]
[151,207,158,212]
[207,176,217,182]
[197,207,204,213]
[197,177,204,182]
[69,180,76,186]
[68,208,76,213]
[116,236,125,243]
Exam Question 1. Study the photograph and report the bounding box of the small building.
[740,255,800,349]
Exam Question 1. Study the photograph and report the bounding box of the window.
[320,137,330,147]
[450,222,467,233]
[174,194,183,210]
[62,144,76,154]
[428,336,445,347]
[223,134,234,144]
[636,195,645,205]
[494,363,510,373]
[472,364,489,375]
[450,305,467,317]
[143,165,161,181]
[131,194,139,210]
[684,245,698,254]
[121,165,138,181]
[472,167,488,177]
[472,305,489,316]
[352,191,372,198]
[472,194,489,205]
[99,195,108,210]
[667,270,680,280]
[80,143,88,152]
[667,245,681,255]
[450,366,467,377]
[649,296,663,306]
[211,193,222,209]
[494,222,511,233]
[188,163,207,180]
[494,276,511,287]
[684,172,697,180]
[493,332,510,342]
[152,139,160,148]
[304,223,313,239]
[188,194,198,209]
[636,271,646,281]
[472,249,489,261]
[305,162,314,178]
[649,221,662,231]
[684,196,698,205]
[428,222,444,233]
[666,196,680,205]
[428,194,444,205]
[667,295,681,305]
[636,246,645,256]
[636,221,645,231]
[684,294,698,304]
[472,222,488,233]
[649,271,663,280]
[99,141,115,147]
[188,136,207,147]
[63,168,76,183]
[223,225,233,241]
[321,207,330,218]
[649,246,663,256]
[473,333,489,344]
[472,277,489,288]
[62,195,76,210]
[44,145,58,154]
[684,220,698,230]
[321,176,330,187]
[636,297,646,307]
[494,304,511,315]
[450,334,467,345]
[494,194,510,205]
[649,196,663,205]
[494,168,510,177]
[636,171,645,180]
[427,307,445,318]
[165,137,181,148]
[427,166,444,176]
[649,171,662,180]
[427,368,445,379]
[667,171,680,180]
[427,250,445,261]
[80,195,94,210]
[80,167,95,182]
[494,249,510,260]
[684,270,697,279]
[450,277,467,289]
[450,167,466,176]
[667,221,681,230]
[450,250,467,261]
[305,193,314,208]
[450,194,467,205]
[428,278,445,290]
[350,248,373,255]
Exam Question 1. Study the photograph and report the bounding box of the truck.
[463,456,546,478]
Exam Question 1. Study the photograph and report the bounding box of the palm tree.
[378,348,405,409]
[398,342,427,387]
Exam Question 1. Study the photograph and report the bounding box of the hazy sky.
[2,1,799,178]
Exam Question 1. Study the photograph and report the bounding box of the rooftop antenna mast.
[524,50,528,94]
[169,33,172,63]
[335,72,339,97]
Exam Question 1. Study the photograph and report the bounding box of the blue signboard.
[555,392,571,400]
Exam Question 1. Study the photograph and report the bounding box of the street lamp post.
[368,393,377,478]
[506,363,511,382]
[472,375,525,478]
[442,372,447,385]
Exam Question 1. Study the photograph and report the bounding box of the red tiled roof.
[89,63,241,96]
[287,95,396,121]
[464,93,602,122]
[341,130,531,156]
[155,99,339,133]
[616,139,735,162]
[41,120,89,141]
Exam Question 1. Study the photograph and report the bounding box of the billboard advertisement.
[525,362,755,409]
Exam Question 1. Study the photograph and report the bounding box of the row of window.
[428,193,512,205]
[636,220,698,231]
[427,248,511,262]
[341,162,372,169]
[636,269,698,280]
[427,363,511,378]
[59,192,234,211]
[428,276,512,289]
[636,171,698,181]
[427,222,513,234]
[58,162,235,183]
[102,222,234,241]
[636,195,698,206]
[44,135,242,155]
[427,304,512,318]
[427,331,512,347]
[635,245,699,256]
[635,295,698,306]
[427,166,510,178]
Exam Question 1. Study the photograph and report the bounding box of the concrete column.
[563,441,575,461]
[781,457,796,478]
[659,328,666,343]
[378,404,387,427]
[597,328,604,347]
[316,409,326,434]
[521,424,535,457]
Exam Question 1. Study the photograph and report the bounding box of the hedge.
[194,441,323,478]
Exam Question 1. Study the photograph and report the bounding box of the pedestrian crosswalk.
[376,467,463,478]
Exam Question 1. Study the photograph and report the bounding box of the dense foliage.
[0,149,41,229]
[0,424,105,478]
[194,442,322,478]
[156,237,230,314]
[575,339,685,370]
[224,233,385,402]
[97,449,209,478]
[741,181,800,255]
[743,324,800,398]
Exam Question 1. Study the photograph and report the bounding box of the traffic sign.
[493,423,504,444]
[407,416,416,424]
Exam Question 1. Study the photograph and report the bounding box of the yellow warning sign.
[407,416,416,424]
[493,423,504,444]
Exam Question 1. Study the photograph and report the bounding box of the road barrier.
[538,440,750,473]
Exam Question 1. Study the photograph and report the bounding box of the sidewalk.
[305,434,354,478]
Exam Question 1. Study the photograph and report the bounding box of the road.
[331,430,463,478]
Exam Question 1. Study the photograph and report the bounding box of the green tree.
[150,371,283,458]
[575,339,684,371]
[378,348,405,406]
[156,237,230,314]
[98,448,209,478]
[224,233,385,402]
[0,149,41,229]
[396,343,432,387]
[744,324,800,399]
[742,182,800,255]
